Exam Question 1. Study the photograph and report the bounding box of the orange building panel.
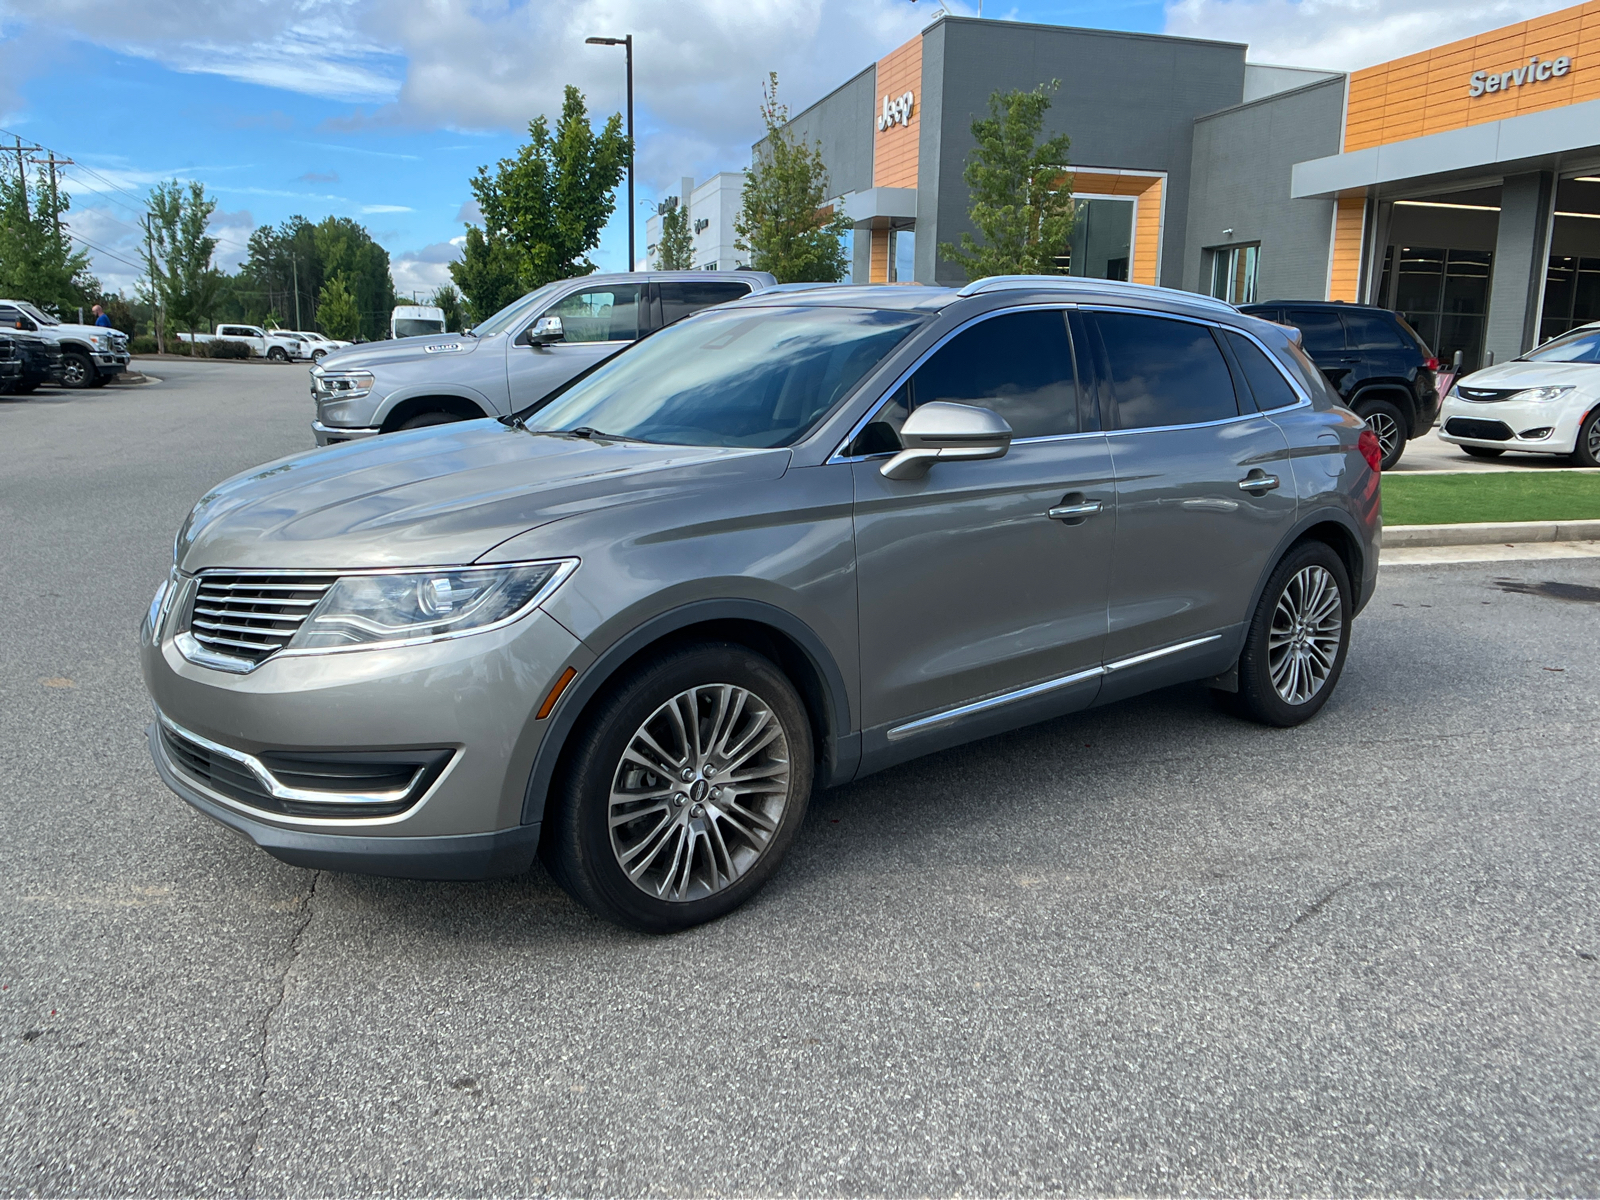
[874,36,923,190]
[1328,196,1366,302]
[1345,0,1600,151]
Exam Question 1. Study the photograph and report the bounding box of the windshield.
[18,301,57,326]
[393,318,446,338]
[469,283,563,338]
[1521,326,1600,363]
[526,305,925,448]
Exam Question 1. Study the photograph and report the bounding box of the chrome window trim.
[153,710,458,829]
[827,301,1085,465]
[886,634,1222,742]
[172,559,579,674]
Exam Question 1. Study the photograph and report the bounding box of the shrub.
[129,334,158,355]
[204,339,252,359]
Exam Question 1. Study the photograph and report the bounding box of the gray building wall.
[766,64,878,199]
[919,19,1249,286]
[1184,77,1345,300]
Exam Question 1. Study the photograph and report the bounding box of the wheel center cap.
[690,778,709,803]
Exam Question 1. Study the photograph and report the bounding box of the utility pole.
[142,214,166,355]
[9,136,41,221]
[291,255,301,330]
[27,151,74,247]
[586,33,635,270]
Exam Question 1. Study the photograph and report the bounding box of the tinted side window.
[1224,330,1301,411]
[1342,310,1408,350]
[1093,312,1239,429]
[850,310,1077,452]
[659,281,750,326]
[1286,308,1346,354]
[546,285,643,342]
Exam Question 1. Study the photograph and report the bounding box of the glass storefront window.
[1540,256,1600,341]
[1208,244,1259,304]
[889,229,915,283]
[1378,245,1491,371]
[1057,196,1134,281]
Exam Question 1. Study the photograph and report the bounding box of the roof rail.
[955,274,1238,313]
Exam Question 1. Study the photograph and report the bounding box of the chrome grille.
[187,572,337,663]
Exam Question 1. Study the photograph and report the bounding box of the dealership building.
[779,1,1600,369]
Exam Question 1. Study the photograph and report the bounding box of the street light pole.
[586,33,635,271]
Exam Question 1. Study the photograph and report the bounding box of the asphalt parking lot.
[3,359,1598,1197]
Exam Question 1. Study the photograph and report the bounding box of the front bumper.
[1438,394,1586,453]
[141,583,590,878]
[92,352,129,373]
[312,420,382,446]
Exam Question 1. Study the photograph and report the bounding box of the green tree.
[143,180,222,349]
[941,82,1075,280]
[735,73,851,284]
[451,226,524,324]
[431,283,464,332]
[317,274,360,341]
[0,166,97,314]
[655,200,693,270]
[313,216,395,339]
[241,215,394,339]
[450,84,630,318]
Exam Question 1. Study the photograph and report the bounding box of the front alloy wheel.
[1357,399,1406,470]
[544,643,813,932]
[60,350,94,389]
[1573,408,1600,468]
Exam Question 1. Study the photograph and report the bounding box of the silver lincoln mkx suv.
[143,276,1381,932]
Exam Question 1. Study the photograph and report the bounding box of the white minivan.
[1439,323,1600,466]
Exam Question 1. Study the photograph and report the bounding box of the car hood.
[176,419,792,572]
[319,334,488,371]
[52,322,120,339]
[1456,360,1600,391]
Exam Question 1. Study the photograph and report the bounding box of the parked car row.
[144,273,1382,932]
[0,298,129,388]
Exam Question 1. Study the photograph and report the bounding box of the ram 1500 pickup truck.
[177,324,312,361]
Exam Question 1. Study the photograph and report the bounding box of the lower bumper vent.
[1445,417,1514,442]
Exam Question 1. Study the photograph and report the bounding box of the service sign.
[1469,54,1572,97]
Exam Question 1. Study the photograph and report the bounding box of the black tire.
[266,346,288,362]
[542,642,814,933]
[59,350,95,389]
[11,380,38,394]
[87,372,110,388]
[1229,540,1352,728]
[1572,408,1600,468]
[312,348,327,361]
[1354,397,1407,470]
[1462,445,1505,459]
[396,411,464,431]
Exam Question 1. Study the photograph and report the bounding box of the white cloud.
[208,207,256,272]
[63,205,147,295]
[1163,0,1560,71]
[391,239,463,299]
[360,203,413,213]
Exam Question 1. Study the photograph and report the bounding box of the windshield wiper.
[568,426,648,443]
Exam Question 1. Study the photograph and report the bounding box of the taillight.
[1425,357,1439,371]
[1358,428,1383,472]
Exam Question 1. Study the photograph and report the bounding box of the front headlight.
[312,369,375,401]
[91,334,109,350]
[286,560,577,651]
[1517,385,1575,403]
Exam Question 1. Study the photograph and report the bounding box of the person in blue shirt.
[91,304,111,327]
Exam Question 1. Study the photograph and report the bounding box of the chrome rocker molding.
[157,712,433,807]
[886,634,1224,742]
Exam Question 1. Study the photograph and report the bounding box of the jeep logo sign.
[1469,54,1572,97]
[878,91,914,131]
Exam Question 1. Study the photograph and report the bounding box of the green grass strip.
[1383,470,1600,526]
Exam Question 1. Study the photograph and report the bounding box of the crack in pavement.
[234,870,319,1198]
[1264,879,1352,954]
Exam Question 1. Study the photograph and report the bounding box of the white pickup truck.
[177,324,312,361]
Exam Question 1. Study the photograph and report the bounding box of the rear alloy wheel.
[266,346,288,362]
[1355,398,1406,470]
[60,350,95,389]
[1462,445,1505,459]
[312,348,328,361]
[543,643,813,932]
[397,411,464,431]
[1572,409,1600,468]
[1229,541,1351,727]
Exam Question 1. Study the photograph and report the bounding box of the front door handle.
[1047,499,1104,521]
[1238,472,1280,493]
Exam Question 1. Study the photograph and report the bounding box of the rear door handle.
[1047,499,1104,521]
[1238,472,1280,492]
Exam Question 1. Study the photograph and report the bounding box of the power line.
[64,231,145,273]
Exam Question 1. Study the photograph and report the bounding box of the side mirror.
[529,315,564,345]
[881,401,1012,480]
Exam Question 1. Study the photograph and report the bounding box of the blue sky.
[0,0,1561,296]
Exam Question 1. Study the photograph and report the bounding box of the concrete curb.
[1384,519,1600,547]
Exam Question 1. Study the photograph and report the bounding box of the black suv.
[1239,301,1439,469]
[0,330,63,395]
